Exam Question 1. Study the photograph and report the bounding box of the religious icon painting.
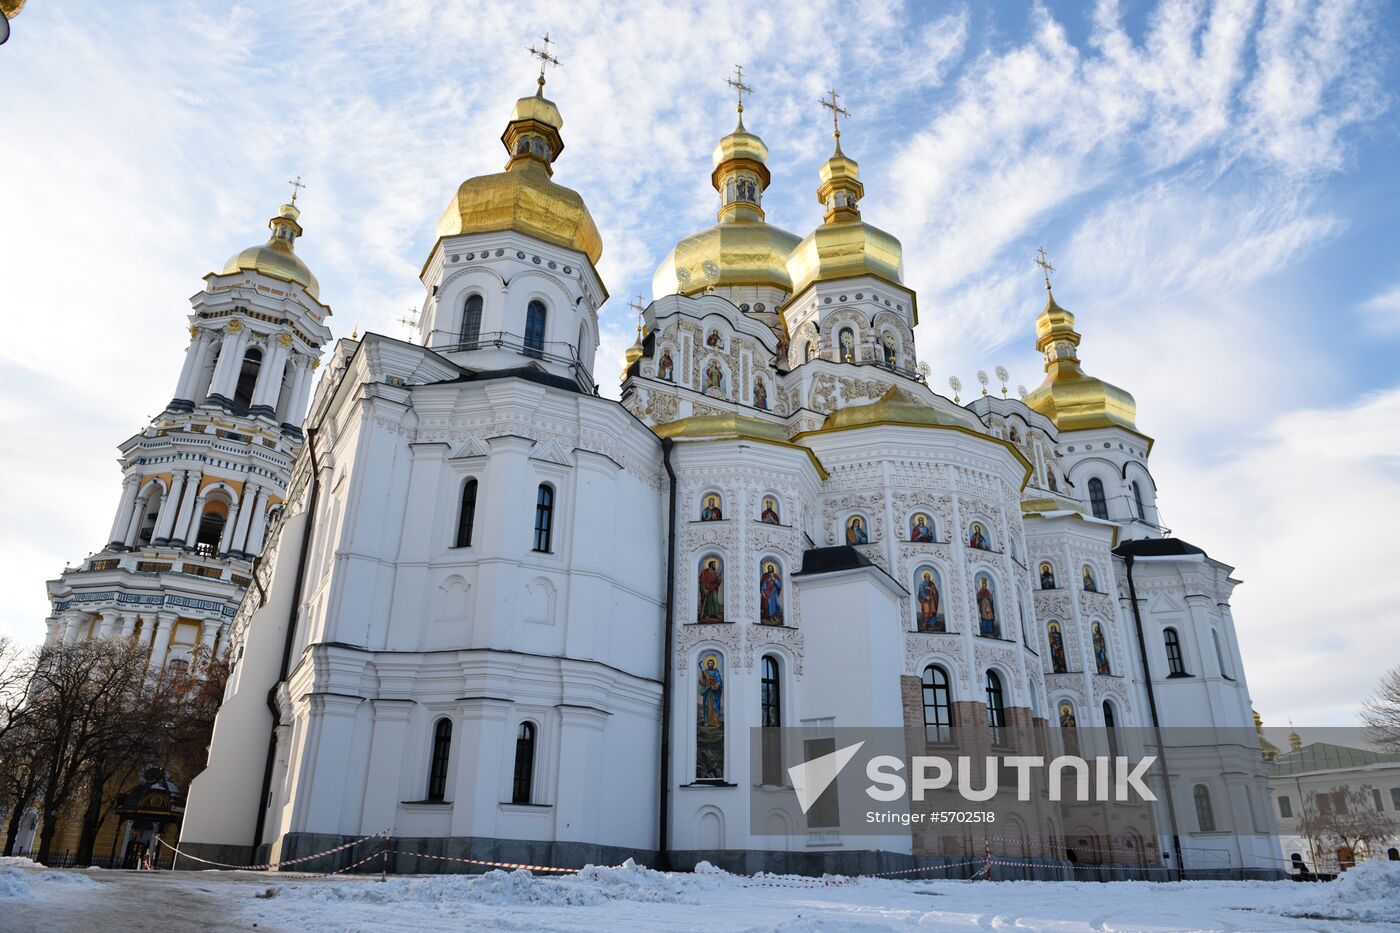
[1048,621,1068,673]
[759,496,780,524]
[657,348,674,381]
[753,377,768,411]
[705,329,724,349]
[973,572,998,637]
[1058,700,1077,729]
[1039,562,1057,590]
[700,493,723,522]
[913,565,945,632]
[845,514,869,545]
[1082,564,1097,592]
[909,512,934,542]
[968,521,989,551]
[697,555,724,622]
[1092,622,1111,675]
[696,651,724,779]
[759,559,783,625]
[704,359,726,393]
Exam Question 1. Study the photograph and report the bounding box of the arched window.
[804,340,816,363]
[1194,783,1216,832]
[1087,478,1109,520]
[921,665,953,744]
[1047,622,1067,673]
[760,655,782,785]
[453,479,477,548]
[838,327,855,362]
[195,507,225,555]
[758,559,783,625]
[1131,481,1146,521]
[166,657,190,678]
[233,348,263,413]
[532,483,554,552]
[461,294,483,348]
[881,333,897,368]
[524,300,547,358]
[512,721,536,804]
[1092,622,1111,675]
[1164,627,1186,675]
[427,718,452,801]
[985,671,1006,744]
[1103,700,1119,761]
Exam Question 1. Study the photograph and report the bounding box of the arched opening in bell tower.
[232,348,263,413]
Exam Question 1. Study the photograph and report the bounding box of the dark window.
[454,479,477,548]
[1088,478,1108,520]
[195,509,225,552]
[1103,700,1119,761]
[461,294,483,347]
[1194,784,1216,832]
[524,300,547,358]
[533,484,554,552]
[427,719,452,801]
[1132,481,1146,520]
[1164,627,1186,675]
[1278,795,1293,818]
[1391,788,1400,809]
[922,665,953,744]
[760,655,782,785]
[985,670,1006,745]
[233,348,263,413]
[512,721,536,804]
[1373,788,1385,812]
[838,327,855,362]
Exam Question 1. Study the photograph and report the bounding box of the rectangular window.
[1391,787,1400,810]
[803,737,840,829]
[1278,795,1292,818]
[1372,788,1384,812]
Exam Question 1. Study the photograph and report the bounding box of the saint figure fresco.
[760,497,780,524]
[915,566,944,632]
[975,573,999,637]
[845,515,868,545]
[696,652,724,779]
[697,556,724,622]
[759,560,783,624]
[1040,562,1056,590]
[1048,622,1067,673]
[910,513,934,542]
[700,494,723,522]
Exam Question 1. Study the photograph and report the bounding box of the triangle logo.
[788,741,864,814]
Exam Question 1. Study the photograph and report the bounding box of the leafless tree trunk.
[1297,784,1398,869]
[1362,665,1400,754]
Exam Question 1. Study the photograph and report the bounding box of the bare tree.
[0,637,36,746]
[1361,665,1400,754]
[0,717,46,856]
[1297,785,1398,870]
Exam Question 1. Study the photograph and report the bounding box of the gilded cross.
[818,87,850,136]
[528,33,562,78]
[725,64,754,113]
[287,175,307,205]
[1033,246,1055,290]
[629,294,647,336]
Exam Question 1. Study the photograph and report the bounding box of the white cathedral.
[55,74,1281,876]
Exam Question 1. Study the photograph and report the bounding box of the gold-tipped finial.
[725,64,754,126]
[629,293,647,339]
[818,86,851,150]
[287,175,307,206]
[1034,245,1055,291]
[527,33,562,94]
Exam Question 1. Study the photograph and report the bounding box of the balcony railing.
[424,329,595,392]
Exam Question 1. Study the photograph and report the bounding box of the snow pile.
[0,866,33,900]
[1277,860,1400,922]
[270,858,696,909]
[0,856,37,867]
[37,870,99,888]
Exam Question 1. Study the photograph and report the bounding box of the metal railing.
[424,329,595,391]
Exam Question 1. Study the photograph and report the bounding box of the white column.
[175,330,215,402]
[153,472,187,543]
[245,493,272,555]
[148,612,176,669]
[250,339,289,412]
[170,471,203,545]
[96,610,119,639]
[199,619,220,655]
[123,485,155,547]
[207,326,250,401]
[277,357,307,424]
[231,485,263,555]
[43,616,61,645]
[218,494,243,555]
[120,613,139,638]
[184,491,209,550]
[291,359,315,423]
[109,477,139,546]
[62,611,86,644]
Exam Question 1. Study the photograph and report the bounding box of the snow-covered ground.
[3,856,1399,932]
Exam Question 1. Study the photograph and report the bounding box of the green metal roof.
[1270,742,1400,777]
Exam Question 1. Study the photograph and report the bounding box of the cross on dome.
[725,64,754,117]
[528,33,562,92]
[287,175,307,205]
[1034,246,1055,291]
[818,87,850,138]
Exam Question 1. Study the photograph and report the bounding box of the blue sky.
[1,0,1396,724]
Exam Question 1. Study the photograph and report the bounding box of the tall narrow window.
[512,721,536,804]
[1164,627,1186,675]
[454,479,478,548]
[233,348,263,413]
[524,300,547,358]
[760,655,782,785]
[1212,629,1231,677]
[1103,700,1119,762]
[427,719,452,801]
[838,327,855,362]
[195,508,225,555]
[1194,783,1216,832]
[1087,478,1108,520]
[985,670,1006,745]
[533,483,554,552]
[461,294,483,348]
[1131,481,1146,521]
[1278,795,1293,818]
[922,665,953,744]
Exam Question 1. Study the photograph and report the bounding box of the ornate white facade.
[177,84,1281,876]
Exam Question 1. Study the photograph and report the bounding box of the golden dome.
[821,386,982,432]
[1024,289,1139,433]
[786,133,907,308]
[653,112,800,298]
[221,201,320,300]
[435,81,602,266]
[651,412,789,442]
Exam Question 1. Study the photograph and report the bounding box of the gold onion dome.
[787,130,905,302]
[221,201,321,300]
[652,110,801,298]
[823,386,981,432]
[435,76,602,266]
[1023,288,1138,433]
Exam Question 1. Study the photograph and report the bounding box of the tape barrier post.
[380,835,390,882]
